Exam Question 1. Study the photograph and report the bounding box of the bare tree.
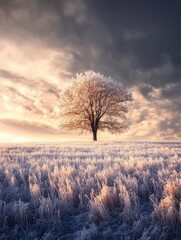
[60,71,132,141]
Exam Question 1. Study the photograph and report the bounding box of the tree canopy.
[60,71,132,141]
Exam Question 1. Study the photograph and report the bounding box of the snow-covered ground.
[0,142,181,239]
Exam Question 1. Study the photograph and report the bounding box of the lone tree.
[60,71,132,141]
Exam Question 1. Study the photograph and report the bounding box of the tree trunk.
[93,129,97,141]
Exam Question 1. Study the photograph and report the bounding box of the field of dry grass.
[0,142,181,239]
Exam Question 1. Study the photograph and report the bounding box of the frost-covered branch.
[60,70,132,140]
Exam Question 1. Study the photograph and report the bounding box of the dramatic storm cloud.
[0,0,180,142]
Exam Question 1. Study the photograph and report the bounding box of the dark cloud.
[0,118,59,135]
[2,0,180,79]
[0,69,27,82]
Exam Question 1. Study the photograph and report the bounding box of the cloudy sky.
[0,0,180,142]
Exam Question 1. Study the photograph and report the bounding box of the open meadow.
[0,142,181,240]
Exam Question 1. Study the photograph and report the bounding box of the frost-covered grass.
[0,142,181,240]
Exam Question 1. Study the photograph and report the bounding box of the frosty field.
[0,142,181,240]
